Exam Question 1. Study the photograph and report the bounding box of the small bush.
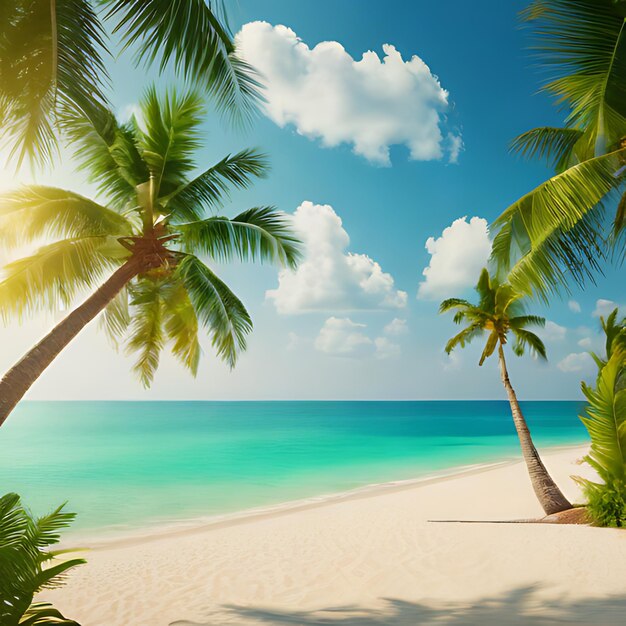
[584,479,626,528]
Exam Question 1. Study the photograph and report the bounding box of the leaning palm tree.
[0,87,300,427]
[440,268,572,515]
[0,0,260,167]
[0,492,84,625]
[491,0,626,300]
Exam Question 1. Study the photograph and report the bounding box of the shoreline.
[68,441,589,551]
[46,443,626,626]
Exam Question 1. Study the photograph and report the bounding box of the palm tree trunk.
[0,260,141,428]
[497,344,571,515]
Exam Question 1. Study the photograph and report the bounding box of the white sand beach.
[44,445,626,626]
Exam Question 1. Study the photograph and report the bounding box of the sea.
[0,400,587,535]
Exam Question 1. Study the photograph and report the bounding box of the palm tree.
[0,0,260,167]
[0,87,300,427]
[440,268,572,515]
[491,0,626,299]
[0,492,84,625]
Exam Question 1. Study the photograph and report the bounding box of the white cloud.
[593,299,622,318]
[417,216,492,300]
[568,300,581,313]
[315,317,373,356]
[578,337,592,349]
[314,317,402,360]
[374,337,401,360]
[557,352,594,373]
[236,22,460,166]
[384,318,408,336]
[266,201,407,314]
[542,321,567,342]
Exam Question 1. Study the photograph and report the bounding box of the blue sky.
[0,0,623,400]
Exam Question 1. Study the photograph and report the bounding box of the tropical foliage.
[0,493,83,625]
[576,309,626,527]
[0,88,300,424]
[440,268,572,515]
[0,0,261,167]
[492,0,626,299]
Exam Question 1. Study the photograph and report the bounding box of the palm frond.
[491,148,626,298]
[138,87,205,198]
[510,126,584,171]
[0,237,122,321]
[177,255,252,368]
[479,330,499,366]
[509,315,546,329]
[103,0,263,126]
[579,346,626,482]
[164,149,269,221]
[162,282,200,375]
[511,327,548,360]
[61,104,149,209]
[19,602,81,625]
[0,186,132,247]
[522,0,626,154]
[126,278,166,387]
[444,322,485,355]
[0,494,83,625]
[475,268,495,312]
[179,206,301,269]
[99,286,131,350]
[0,0,109,168]
[438,298,472,314]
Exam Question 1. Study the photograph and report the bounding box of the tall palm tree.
[0,0,260,167]
[0,87,300,427]
[491,0,626,300]
[440,268,572,515]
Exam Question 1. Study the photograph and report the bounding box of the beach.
[43,445,626,625]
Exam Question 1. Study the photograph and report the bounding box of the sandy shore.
[44,445,626,625]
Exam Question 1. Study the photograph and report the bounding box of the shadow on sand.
[170,584,626,625]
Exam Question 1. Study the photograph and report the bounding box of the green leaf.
[164,149,269,221]
[0,237,122,321]
[479,330,499,366]
[579,345,626,483]
[162,283,201,376]
[126,279,166,388]
[177,255,252,368]
[510,126,585,172]
[102,0,263,127]
[491,147,626,298]
[179,206,301,269]
[0,0,109,168]
[0,186,132,247]
[138,87,205,199]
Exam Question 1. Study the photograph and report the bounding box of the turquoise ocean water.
[0,401,587,534]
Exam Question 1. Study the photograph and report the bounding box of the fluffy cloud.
[315,317,401,359]
[557,352,594,373]
[374,337,401,360]
[542,321,567,342]
[315,317,372,356]
[266,202,407,314]
[384,318,408,336]
[593,299,622,318]
[568,300,581,313]
[236,22,460,166]
[417,216,492,300]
